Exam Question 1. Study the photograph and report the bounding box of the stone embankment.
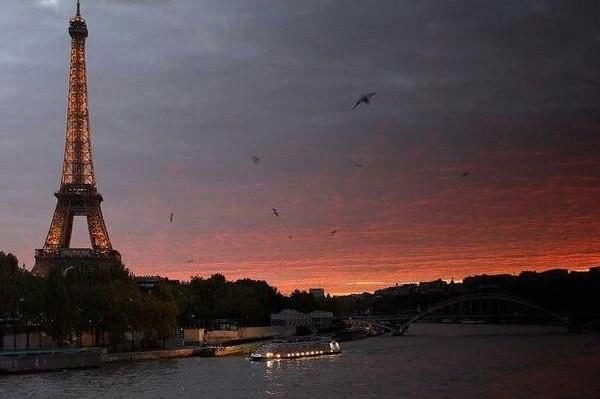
[0,349,102,374]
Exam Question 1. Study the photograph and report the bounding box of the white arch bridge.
[346,293,574,335]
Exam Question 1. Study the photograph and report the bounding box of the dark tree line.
[6,247,597,351]
[178,274,288,326]
[0,252,177,351]
[175,275,344,327]
[0,252,339,351]
[331,268,600,321]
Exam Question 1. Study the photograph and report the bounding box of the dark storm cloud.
[1,0,600,292]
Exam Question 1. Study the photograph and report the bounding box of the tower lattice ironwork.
[34,1,121,276]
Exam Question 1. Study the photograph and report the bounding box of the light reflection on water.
[1,325,600,399]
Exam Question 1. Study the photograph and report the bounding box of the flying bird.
[169,212,174,223]
[461,172,470,177]
[352,92,377,109]
[252,156,260,165]
[288,235,293,240]
[330,230,338,236]
[187,258,194,264]
[352,161,365,168]
[272,208,280,217]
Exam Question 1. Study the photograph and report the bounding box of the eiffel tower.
[33,1,121,276]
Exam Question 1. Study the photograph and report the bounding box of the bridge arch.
[581,318,600,331]
[347,319,397,334]
[398,293,569,335]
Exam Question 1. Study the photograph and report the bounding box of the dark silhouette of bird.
[288,235,293,240]
[461,172,470,177]
[187,258,194,264]
[272,208,280,217]
[330,230,338,236]
[352,161,365,168]
[252,156,260,165]
[169,212,174,223]
[352,92,377,109]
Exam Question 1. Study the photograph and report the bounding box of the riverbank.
[2,324,582,374]
[0,339,268,374]
[104,340,265,363]
[101,347,202,364]
[3,328,599,399]
[0,349,102,374]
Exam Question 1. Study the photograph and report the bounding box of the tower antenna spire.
[76,0,81,16]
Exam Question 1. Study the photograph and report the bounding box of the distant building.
[539,268,569,280]
[271,309,311,328]
[375,283,417,297]
[211,319,239,331]
[310,310,334,329]
[270,309,334,330]
[418,279,448,294]
[135,276,165,290]
[135,275,179,293]
[309,288,326,299]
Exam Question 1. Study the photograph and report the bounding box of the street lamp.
[13,298,25,351]
[18,298,31,350]
[128,298,135,352]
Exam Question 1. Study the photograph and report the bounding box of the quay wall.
[101,348,200,364]
[183,328,205,344]
[205,326,294,344]
[214,342,263,357]
[0,349,102,374]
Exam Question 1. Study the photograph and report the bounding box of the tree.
[44,268,76,346]
[137,282,177,349]
[0,252,21,320]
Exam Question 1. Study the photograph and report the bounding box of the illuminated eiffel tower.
[33,1,121,276]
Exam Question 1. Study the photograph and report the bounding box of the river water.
[2,325,600,399]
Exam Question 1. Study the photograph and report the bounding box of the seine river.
[2,325,600,399]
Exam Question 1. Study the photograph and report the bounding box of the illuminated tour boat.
[250,338,341,361]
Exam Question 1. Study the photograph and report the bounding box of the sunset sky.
[1,0,600,294]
